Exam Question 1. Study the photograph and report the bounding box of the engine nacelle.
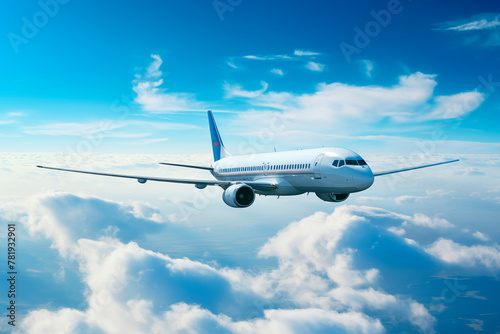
[316,192,350,202]
[223,184,255,208]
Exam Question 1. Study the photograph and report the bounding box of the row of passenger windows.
[332,159,367,167]
[220,163,311,174]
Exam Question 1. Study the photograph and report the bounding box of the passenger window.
[338,160,345,167]
[332,160,339,167]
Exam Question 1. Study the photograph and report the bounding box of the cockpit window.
[338,160,345,167]
[357,160,367,165]
[346,159,358,166]
[332,160,339,167]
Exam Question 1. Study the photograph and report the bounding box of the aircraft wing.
[36,165,229,187]
[373,159,459,177]
[158,162,214,171]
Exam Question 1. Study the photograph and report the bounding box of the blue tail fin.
[208,110,231,161]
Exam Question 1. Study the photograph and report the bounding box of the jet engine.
[315,192,350,202]
[223,184,255,208]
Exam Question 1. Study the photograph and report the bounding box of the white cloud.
[5,196,447,333]
[133,55,204,113]
[395,195,424,205]
[472,231,490,242]
[243,54,292,60]
[426,189,455,197]
[405,238,419,247]
[235,308,385,334]
[23,120,198,138]
[446,15,500,31]
[23,122,125,136]
[227,61,238,69]
[234,72,485,138]
[411,213,454,229]
[437,14,500,47]
[223,81,269,98]
[388,226,406,236]
[1,192,164,256]
[305,61,325,72]
[423,91,485,121]
[258,206,436,331]
[146,54,163,78]
[271,68,284,76]
[18,308,92,334]
[294,49,321,56]
[360,59,374,77]
[425,238,500,270]
[0,111,27,125]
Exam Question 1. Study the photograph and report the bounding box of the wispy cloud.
[270,68,284,76]
[445,15,500,31]
[473,231,490,242]
[360,59,374,77]
[243,54,292,60]
[437,13,500,46]
[305,61,325,72]
[23,120,198,137]
[223,81,269,98]
[0,111,27,125]
[294,49,321,56]
[133,54,204,113]
[227,60,238,69]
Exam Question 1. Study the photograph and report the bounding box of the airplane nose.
[353,168,374,191]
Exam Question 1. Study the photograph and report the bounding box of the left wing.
[373,159,459,177]
[158,162,213,171]
[36,165,229,187]
[36,165,279,191]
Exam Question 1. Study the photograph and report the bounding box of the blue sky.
[1,1,500,333]
[1,0,500,153]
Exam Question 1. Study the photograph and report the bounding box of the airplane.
[37,110,459,208]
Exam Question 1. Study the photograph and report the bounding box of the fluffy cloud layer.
[1,194,498,333]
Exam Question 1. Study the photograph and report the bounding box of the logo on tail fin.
[207,110,231,161]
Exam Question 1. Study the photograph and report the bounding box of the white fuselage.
[211,147,374,196]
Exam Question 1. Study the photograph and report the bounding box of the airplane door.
[313,154,324,179]
[263,162,269,176]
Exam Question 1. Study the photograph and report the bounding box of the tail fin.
[207,110,231,161]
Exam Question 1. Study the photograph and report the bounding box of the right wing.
[373,159,459,177]
[36,165,228,187]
